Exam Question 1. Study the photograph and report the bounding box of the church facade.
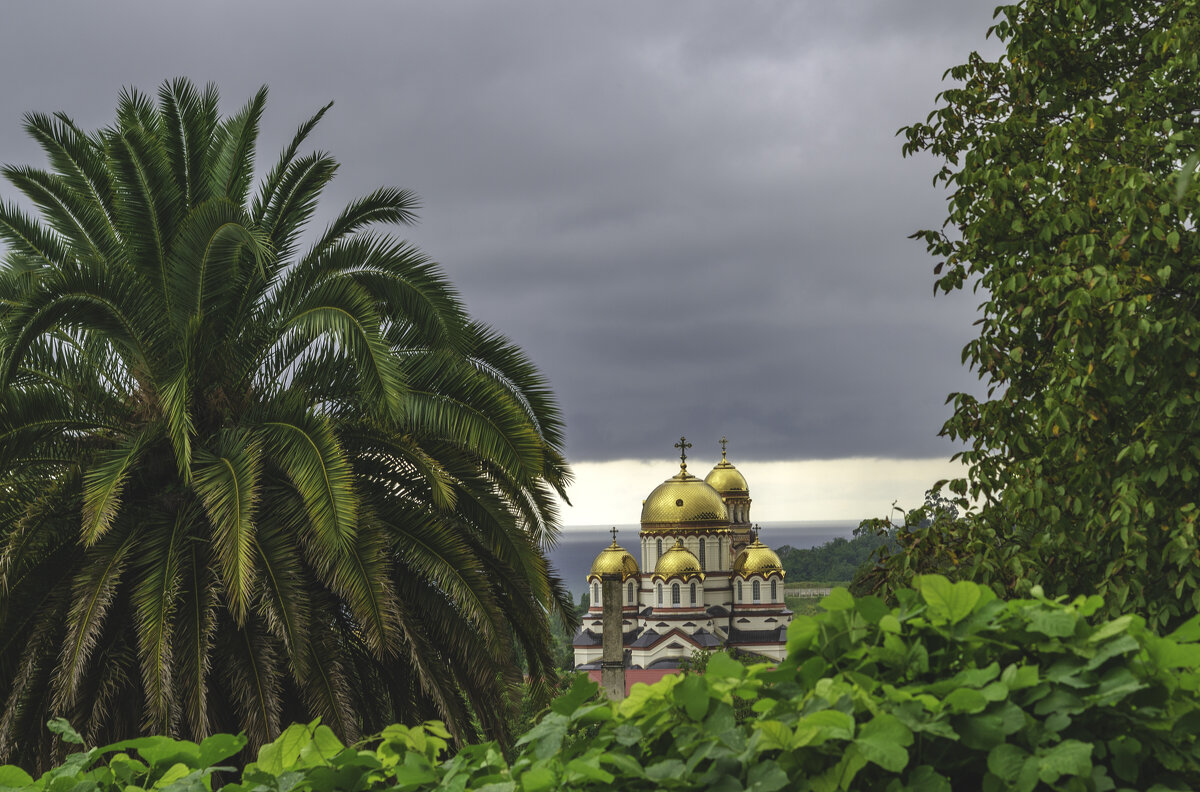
[573,437,791,670]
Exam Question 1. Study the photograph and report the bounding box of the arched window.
[672,583,681,605]
[657,584,663,605]
[628,581,635,603]
[690,582,696,604]
[737,580,743,601]
[770,579,777,601]
[698,538,706,570]
[593,582,599,604]
[752,580,761,602]
[656,538,662,559]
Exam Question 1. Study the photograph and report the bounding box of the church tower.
[704,436,754,557]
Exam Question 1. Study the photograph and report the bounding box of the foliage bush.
[5,576,1199,791]
[892,0,1200,629]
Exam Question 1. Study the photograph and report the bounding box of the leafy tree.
[0,79,571,768]
[882,0,1200,628]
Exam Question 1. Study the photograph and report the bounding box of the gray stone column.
[600,572,625,701]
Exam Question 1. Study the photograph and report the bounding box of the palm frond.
[51,527,137,713]
[131,506,189,734]
[81,429,152,545]
[192,434,263,623]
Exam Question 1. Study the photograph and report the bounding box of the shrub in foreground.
[3,576,1199,790]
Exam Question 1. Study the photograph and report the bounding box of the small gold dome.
[705,462,748,494]
[652,538,704,582]
[705,436,749,494]
[587,540,639,581]
[641,468,729,528]
[732,539,784,580]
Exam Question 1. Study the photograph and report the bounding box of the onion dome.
[705,435,749,494]
[652,538,704,583]
[587,539,639,581]
[732,539,784,580]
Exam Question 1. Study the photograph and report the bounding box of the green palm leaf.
[192,434,263,623]
[52,528,137,714]
[81,429,152,545]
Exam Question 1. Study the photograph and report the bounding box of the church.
[573,437,792,670]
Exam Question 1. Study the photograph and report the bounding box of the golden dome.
[732,539,784,580]
[652,538,704,582]
[587,540,639,581]
[705,436,749,494]
[705,462,748,494]
[640,468,730,528]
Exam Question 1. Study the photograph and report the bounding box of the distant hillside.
[777,530,895,583]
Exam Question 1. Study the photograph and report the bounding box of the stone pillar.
[600,572,625,701]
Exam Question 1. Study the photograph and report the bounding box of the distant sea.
[548,521,859,598]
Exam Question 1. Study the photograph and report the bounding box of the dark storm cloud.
[0,0,1002,462]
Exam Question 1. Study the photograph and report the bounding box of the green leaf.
[987,744,1029,782]
[519,765,556,792]
[197,733,247,767]
[673,674,710,721]
[819,587,855,611]
[944,687,988,713]
[644,759,686,781]
[0,766,34,787]
[46,717,84,745]
[706,652,745,681]
[787,616,819,654]
[1037,740,1092,783]
[1028,609,1077,638]
[550,674,599,716]
[854,713,913,772]
[917,575,981,624]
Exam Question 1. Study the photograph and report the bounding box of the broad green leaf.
[0,766,34,787]
[787,616,819,654]
[917,575,980,624]
[706,652,745,681]
[1037,740,1093,783]
[550,674,598,716]
[673,674,710,720]
[854,713,912,772]
[819,587,855,611]
[1028,609,1078,638]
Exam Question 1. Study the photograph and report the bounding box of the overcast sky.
[0,1,1006,519]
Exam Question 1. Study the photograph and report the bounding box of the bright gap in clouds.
[557,457,967,528]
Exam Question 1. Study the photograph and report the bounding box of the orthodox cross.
[752,523,761,542]
[720,435,728,462]
[674,436,692,472]
[610,526,619,544]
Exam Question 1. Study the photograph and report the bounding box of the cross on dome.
[720,435,728,462]
[610,526,619,544]
[674,436,692,473]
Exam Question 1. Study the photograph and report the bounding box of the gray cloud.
[0,0,1002,462]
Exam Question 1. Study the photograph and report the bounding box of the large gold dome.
[587,540,639,581]
[641,468,729,528]
[652,538,704,582]
[732,540,784,580]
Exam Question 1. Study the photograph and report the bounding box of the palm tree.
[0,79,571,769]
